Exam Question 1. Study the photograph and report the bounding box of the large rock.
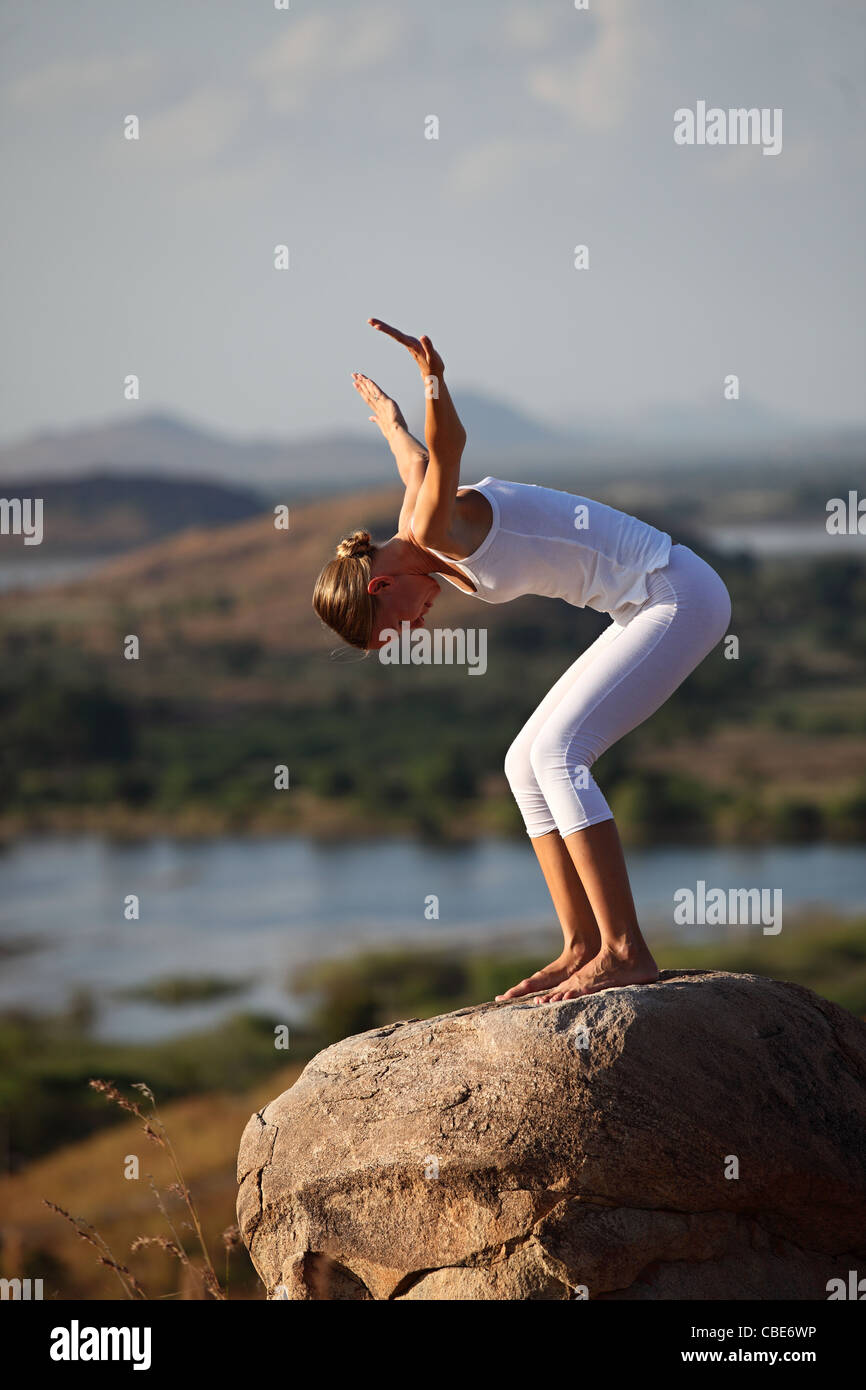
[237,970,866,1299]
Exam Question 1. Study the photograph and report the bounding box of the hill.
[1,484,414,670]
[0,484,864,842]
[0,397,589,492]
[0,472,264,557]
[3,406,861,495]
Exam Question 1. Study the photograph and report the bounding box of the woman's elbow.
[412,517,451,551]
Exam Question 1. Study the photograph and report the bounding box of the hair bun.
[336,529,374,560]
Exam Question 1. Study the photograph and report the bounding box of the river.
[0,835,863,1041]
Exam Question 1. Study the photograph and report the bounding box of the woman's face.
[368,571,440,649]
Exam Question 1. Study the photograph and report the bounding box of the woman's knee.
[717,579,732,636]
[529,723,597,790]
[527,726,558,783]
[695,559,732,639]
[503,730,535,792]
[701,573,732,646]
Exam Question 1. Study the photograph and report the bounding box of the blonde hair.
[312,529,378,649]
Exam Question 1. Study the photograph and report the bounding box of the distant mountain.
[409,390,573,448]
[0,401,862,499]
[586,392,780,445]
[0,394,588,493]
[564,393,866,460]
[0,472,265,555]
[0,413,375,491]
[617,395,803,452]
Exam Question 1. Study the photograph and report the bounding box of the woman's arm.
[351,371,428,531]
[367,318,467,549]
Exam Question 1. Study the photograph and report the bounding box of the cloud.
[6,53,154,109]
[139,86,250,164]
[249,6,410,113]
[526,0,655,131]
[447,135,568,199]
[178,145,287,204]
[499,4,561,53]
[703,133,818,185]
[5,48,249,175]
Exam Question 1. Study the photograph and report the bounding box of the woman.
[313,319,731,1003]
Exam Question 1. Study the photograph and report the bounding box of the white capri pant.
[504,544,731,838]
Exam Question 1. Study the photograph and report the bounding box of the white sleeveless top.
[424,477,672,619]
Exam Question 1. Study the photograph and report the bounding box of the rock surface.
[237,970,866,1299]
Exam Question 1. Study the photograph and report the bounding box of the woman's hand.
[351,373,407,439]
[368,318,445,378]
[363,317,463,550]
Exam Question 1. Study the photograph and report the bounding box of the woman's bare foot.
[495,946,599,1002]
[531,944,659,1003]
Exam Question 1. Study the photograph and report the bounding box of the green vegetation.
[293,915,866,1041]
[0,547,864,844]
[0,1003,312,1170]
[5,915,863,1172]
[114,976,249,1005]
[2,916,863,1302]
[662,917,866,1018]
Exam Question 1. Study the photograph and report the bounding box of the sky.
[1,0,864,446]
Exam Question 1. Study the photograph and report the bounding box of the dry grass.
[0,488,407,670]
[0,1065,301,1301]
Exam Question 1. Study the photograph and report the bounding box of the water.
[0,554,121,593]
[707,523,866,556]
[0,835,862,1041]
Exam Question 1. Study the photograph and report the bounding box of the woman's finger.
[368,317,406,341]
[368,318,421,354]
[353,375,381,404]
[354,371,382,395]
